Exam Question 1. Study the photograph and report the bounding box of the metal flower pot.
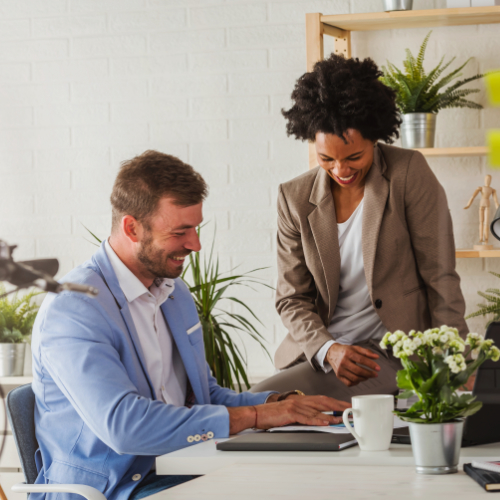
[401,112,437,148]
[384,0,413,11]
[409,420,464,474]
[0,343,26,376]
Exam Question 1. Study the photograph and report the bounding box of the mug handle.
[342,408,362,444]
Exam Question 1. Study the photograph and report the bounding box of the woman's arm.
[404,151,468,336]
[275,185,333,367]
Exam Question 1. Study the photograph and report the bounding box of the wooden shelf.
[321,6,500,33]
[413,146,488,157]
[0,376,32,386]
[456,249,500,258]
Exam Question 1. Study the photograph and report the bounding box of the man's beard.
[137,232,190,280]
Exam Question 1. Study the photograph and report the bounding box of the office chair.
[5,384,105,500]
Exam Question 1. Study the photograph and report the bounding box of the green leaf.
[396,370,413,390]
[396,389,414,399]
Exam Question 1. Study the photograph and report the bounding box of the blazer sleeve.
[37,292,231,456]
[404,151,468,336]
[275,184,333,368]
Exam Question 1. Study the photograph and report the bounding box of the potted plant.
[380,325,499,474]
[466,271,500,323]
[0,285,41,376]
[380,31,483,148]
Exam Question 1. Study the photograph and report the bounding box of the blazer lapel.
[92,242,156,399]
[362,145,390,295]
[307,168,341,320]
[160,300,205,405]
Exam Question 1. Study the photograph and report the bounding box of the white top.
[314,199,387,373]
[105,240,187,406]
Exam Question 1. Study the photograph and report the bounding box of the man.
[31,151,349,500]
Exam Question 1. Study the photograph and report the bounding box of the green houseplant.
[380,31,483,148]
[85,226,271,391]
[0,284,41,376]
[380,325,499,474]
[465,271,500,324]
[182,230,271,391]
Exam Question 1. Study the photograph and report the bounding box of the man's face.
[136,197,203,280]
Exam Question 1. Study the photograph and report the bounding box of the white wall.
[0,0,499,380]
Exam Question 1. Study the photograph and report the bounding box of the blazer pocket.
[403,284,426,297]
[44,460,108,493]
[187,322,203,345]
[187,321,201,335]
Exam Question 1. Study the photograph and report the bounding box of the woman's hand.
[326,344,380,387]
[227,395,350,434]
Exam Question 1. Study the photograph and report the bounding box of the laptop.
[216,431,358,452]
[392,321,500,447]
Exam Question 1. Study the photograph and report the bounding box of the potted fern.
[380,31,483,148]
[466,271,500,324]
[0,285,41,376]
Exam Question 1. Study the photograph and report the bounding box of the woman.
[251,55,468,400]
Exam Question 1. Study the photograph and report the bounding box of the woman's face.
[315,129,376,191]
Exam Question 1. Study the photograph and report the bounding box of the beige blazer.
[274,143,468,370]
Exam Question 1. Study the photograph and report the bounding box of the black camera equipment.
[0,239,99,461]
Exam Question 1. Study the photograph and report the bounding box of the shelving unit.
[0,376,32,386]
[305,6,500,168]
[456,249,500,258]
[306,6,500,259]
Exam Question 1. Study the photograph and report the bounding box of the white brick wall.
[0,0,499,379]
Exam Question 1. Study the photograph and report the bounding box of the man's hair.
[110,150,208,232]
[282,54,402,144]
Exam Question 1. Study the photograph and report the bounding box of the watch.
[276,389,305,401]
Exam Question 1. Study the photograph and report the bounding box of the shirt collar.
[104,239,175,304]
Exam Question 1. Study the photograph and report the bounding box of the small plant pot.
[408,420,464,474]
[401,112,437,148]
[384,0,413,11]
[0,343,26,376]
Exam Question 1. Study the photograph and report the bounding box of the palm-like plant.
[380,31,483,114]
[466,271,500,325]
[0,284,41,343]
[183,229,272,391]
[84,225,272,390]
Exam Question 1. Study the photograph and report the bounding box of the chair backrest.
[6,384,39,484]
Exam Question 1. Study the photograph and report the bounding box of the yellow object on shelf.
[488,130,500,168]
[485,70,500,106]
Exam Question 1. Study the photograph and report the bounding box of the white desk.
[156,437,500,475]
[150,463,490,499]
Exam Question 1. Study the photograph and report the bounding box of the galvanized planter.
[401,113,437,148]
[0,343,26,376]
[409,419,464,474]
[384,0,413,11]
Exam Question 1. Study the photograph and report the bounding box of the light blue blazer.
[31,242,273,500]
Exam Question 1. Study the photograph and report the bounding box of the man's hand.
[326,344,380,387]
[227,395,350,435]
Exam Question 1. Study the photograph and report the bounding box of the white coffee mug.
[342,394,394,451]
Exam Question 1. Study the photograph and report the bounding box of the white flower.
[449,338,465,353]
[466,332,484,350]
[439,332,450,344]
[444,354,467,374]
[490,346,500,362]
[471,348,480,360]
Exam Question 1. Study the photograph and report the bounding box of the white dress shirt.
[315,199,387,373]
[105,240,187,406]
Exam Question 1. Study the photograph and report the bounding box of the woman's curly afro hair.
[282,54,402,144]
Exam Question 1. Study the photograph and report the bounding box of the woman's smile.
[332,171,359,185]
